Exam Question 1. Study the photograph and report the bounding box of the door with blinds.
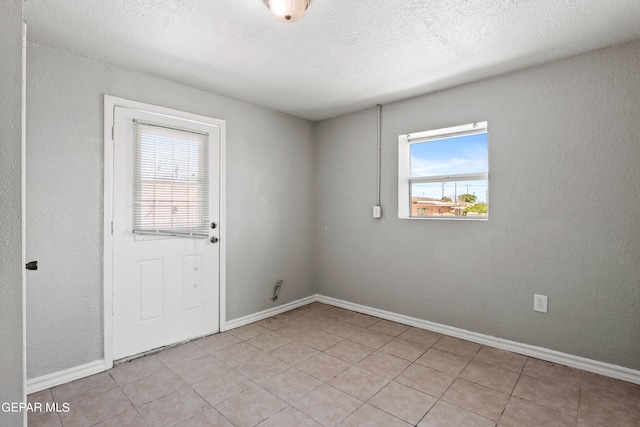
[112,106,220,360]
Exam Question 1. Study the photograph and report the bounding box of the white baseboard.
[26,295,317,395]
[223,295,317,331]
[316,295,640,385]
[27,359,108,395]
[27,293,640,395]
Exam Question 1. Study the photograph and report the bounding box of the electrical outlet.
[534,294,548,313]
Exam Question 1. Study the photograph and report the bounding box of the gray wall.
[24,31,640,380]
[315,39,640,370]
[26,43,316,378]
[0,0,25,425]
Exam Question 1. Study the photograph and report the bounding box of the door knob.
[210,237,218,243]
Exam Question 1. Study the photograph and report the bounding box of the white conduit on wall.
[374,104,382,218]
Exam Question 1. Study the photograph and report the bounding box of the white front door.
[111,106,220,360]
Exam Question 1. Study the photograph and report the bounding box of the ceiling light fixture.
[264,0,310,23]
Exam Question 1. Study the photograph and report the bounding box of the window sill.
[400,216,488,221]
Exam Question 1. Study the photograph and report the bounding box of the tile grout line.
[117,376,150,427]
[206,322,332,426]
[574,372,584,427]
[419,344,498,426]
[115,345,231,426]
[271,312,373,426]
[190,332,270,427]
[493,357,526,427]
[379,334,449,426]
[32,304,637,427]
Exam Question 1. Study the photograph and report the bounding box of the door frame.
[103,95,227,368]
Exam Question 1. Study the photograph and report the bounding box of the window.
[133,120,210,237]
[398,122,488,219]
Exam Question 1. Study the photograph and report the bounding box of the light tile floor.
[28,303,640,427]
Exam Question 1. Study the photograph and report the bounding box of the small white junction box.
[373,205,382,218]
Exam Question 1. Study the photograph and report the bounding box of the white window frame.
[398,121,488,219]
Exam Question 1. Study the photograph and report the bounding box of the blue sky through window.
[410,132,488,178]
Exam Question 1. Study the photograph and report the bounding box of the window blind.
[132,120,209,237]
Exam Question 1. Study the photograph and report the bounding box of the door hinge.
[111,221,114,235]
[111,126,114,140]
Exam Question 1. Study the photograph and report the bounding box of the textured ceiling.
[24,0,640,121]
